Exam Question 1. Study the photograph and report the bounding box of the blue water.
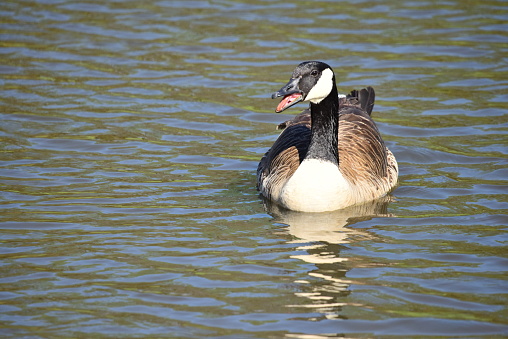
[0,0,507,337]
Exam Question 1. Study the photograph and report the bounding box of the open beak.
[271,77,303,113]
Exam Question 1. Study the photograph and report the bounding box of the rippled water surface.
[1,0,507,338]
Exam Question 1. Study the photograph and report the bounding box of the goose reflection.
[263,197,394,320]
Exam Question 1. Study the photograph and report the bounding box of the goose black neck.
[305,85,339,165]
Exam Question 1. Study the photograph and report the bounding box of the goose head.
[272,61,336,113]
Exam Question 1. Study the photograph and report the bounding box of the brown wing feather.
[338,109,388,188]
[257,121,311,200]
[337,87,396,192]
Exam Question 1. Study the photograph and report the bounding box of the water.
[1,0,507,337]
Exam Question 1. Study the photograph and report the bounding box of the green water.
[1,0,507,338]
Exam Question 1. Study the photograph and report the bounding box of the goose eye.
[311,70,318,77]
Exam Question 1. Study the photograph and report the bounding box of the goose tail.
[344,87,376,116]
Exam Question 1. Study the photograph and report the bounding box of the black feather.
[359,86,375,116]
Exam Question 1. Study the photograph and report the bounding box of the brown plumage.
[257,86,398,210]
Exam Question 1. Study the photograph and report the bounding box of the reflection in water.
[266,196,393,244]
[264,197,393,320]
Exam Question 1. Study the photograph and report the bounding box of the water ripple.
[0,0,507,338]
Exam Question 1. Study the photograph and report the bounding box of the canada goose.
[257,61,398,212]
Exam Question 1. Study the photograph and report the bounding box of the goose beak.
[272,77,303,113]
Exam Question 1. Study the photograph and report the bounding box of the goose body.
[257,61,398,212]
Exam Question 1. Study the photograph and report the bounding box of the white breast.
[278,159,354,212]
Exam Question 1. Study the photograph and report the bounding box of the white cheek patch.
[305,68,334,104]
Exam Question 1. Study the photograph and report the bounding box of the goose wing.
[256,119,311,201]
[337,87,398,191]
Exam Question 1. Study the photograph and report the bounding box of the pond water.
[1,0,507,338]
